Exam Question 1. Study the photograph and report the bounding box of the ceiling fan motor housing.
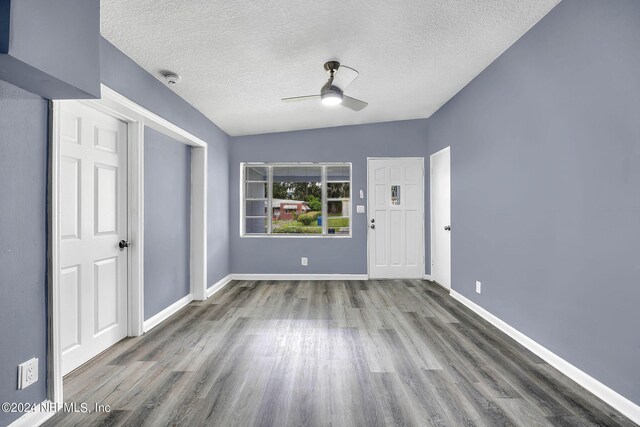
[323,61,341,75]
[321,81,343,97]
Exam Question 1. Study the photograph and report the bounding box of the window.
[241,163,352,237]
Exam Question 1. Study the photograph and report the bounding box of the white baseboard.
[423,274,433,281]
[143,294,194,333]
[206,274,233,298]
[8,400,56,427]
[231,274,369,281]
[450,290,640,425]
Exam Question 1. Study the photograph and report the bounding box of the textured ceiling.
[101,0,559,136]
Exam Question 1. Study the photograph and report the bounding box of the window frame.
[240,162,352,238]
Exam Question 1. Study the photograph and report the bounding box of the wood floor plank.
[382,307,444,370]
[372,372,421,426]
[418,314,526,400]
[44,280,634,427]
[377,328,449,425]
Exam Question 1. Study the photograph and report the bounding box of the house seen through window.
[242,163,351,236]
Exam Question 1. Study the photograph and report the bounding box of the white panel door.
[431,147,451,289]
[59,102,128,375]
[368,158,424,279]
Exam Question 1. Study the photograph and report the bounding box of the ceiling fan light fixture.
[282,61,367,111]
[321,90,343,106]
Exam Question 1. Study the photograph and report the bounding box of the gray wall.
[144,128,191,319]
[100,38,231,287]
[229,119,430,274]
[0,80,48,425]
[426,0,640,405]
[0,0,101,98]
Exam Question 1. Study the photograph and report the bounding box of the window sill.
[240,234,352,239]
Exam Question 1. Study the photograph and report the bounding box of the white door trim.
[429,146,451,289]
[48,84,208,406]
[366,157,425,279]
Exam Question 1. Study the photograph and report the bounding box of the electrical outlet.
[17,358,38,389]
[476,281,482,294]
[301,257,308,266]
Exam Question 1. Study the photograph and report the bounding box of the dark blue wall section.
[144,128,191,319]
[426,0,640,405]
[0,0,101,99]
[0,80,48,426]
[0,0,9,53]
[230,119,430,274]
[100,38,231,288]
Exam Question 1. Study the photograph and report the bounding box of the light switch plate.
[476,281,482,294]
[356,205,365,214]
[301,257,308,266]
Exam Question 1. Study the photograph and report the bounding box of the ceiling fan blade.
[281,95,320,102]
[342,95,368,111]
[332,65,359,91]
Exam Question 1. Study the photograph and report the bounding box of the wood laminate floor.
[45,280,635,426]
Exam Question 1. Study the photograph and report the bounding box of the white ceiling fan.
[282,61,368,111]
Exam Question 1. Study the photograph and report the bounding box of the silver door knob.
[119,240,131,249]
[444,225,451,231]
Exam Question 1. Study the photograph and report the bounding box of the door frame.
[366,157,425,279]
[48,84,208,405]
[429,146,451,289]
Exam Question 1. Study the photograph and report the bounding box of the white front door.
[58,101,128,375]
[430,147,451,289]
[368,158,424,279]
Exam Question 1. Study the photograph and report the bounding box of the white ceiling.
[101,0,559,136]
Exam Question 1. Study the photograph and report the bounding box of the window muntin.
[241,163,352,237]
[325,168,350,236]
